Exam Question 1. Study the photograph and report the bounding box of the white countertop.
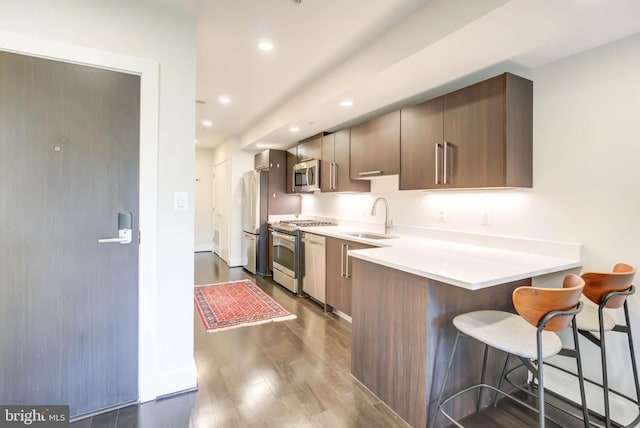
[301,226,581,290]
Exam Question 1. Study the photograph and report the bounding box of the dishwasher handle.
[302,233,325,245]
[344,243,351,278]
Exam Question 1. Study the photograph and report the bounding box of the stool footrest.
[436,383,563,428]
[543,361,640,428]
[502,362,592,426]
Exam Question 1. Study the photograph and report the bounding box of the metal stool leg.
[623,301,640,410]
[476,344,489,413]
[536,328,546,428]
[429,331,462,428]
[572,320,590,426]
[599,305,612,428]
[492,353,511,408]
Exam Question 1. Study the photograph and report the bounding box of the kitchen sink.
[344,232,394,240]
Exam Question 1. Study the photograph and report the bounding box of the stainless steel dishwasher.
[302,232,326,304]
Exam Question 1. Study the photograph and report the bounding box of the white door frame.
[0,30,160,402]
[212,165,220,255]
[213,160,231,264]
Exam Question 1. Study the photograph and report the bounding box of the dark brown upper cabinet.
[297,133,324,161]
[285,147,297,194]
[254,149,270,171]
[321,129,370,193]
[350,110,400,179]
[400,72,533,190]
[254,149,301,214]
[320,133,334,192]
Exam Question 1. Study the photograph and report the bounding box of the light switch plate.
[174,192,188,210]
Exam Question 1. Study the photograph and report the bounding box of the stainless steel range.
[271,219,335,294]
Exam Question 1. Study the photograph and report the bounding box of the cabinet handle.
[340,243,345,277]
[435,143,440,184]
[329,162,334,190]
[331,162,337,190]
[443,141,449,185]
[358,170,382,176]
[332,163,338,190]
[345,244,351,279]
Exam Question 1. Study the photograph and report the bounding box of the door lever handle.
[98,212,132,244]
[98,229,132,244]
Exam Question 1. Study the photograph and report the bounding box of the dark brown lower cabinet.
[325,237,373,316]
[351,258,528,428]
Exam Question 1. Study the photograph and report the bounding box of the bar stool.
[574,263,638,428]
[430,274,589,428]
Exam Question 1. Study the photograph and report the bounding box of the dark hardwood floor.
[70,252,596,427]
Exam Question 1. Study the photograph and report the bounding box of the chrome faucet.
[370,197,393,234]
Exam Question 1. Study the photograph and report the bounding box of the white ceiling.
[151,0,640,153]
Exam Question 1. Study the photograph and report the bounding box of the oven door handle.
[272,231,296,242]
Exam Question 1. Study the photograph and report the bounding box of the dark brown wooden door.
[350,110,400,179]
[400,97,444,190]
[0,51,139,417]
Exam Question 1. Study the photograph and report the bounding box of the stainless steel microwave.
[293,159,320,192]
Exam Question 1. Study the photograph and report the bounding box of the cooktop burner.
[272,219,335,233]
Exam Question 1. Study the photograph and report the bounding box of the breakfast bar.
[346,236,581,428]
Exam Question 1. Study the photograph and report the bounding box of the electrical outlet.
[438,208,448,222]
[480,209,491,225]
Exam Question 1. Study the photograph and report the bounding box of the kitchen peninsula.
[302,227,581,428]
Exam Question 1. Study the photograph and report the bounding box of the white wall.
[212,137,254,267]
[303,33,640,399]
[195,149,214,251]
[0,0,197,401]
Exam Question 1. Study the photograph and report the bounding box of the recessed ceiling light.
[219,96,231,104]
[258,40,274,51]
[340,99,354,107]
[201,119,213,127]
[256,143,267,148]
[194,139,198,144]
[289,126,300,132]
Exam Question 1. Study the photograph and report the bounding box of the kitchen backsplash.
[300,175,538,239]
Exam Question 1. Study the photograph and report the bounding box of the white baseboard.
[148,360,198,401]
[228,257,242,267]
[333,309,352,323]
[194,244,212,252]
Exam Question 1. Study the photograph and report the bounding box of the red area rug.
[194,280,296,332]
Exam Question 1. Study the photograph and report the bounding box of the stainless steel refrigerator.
[242,169,269,274]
